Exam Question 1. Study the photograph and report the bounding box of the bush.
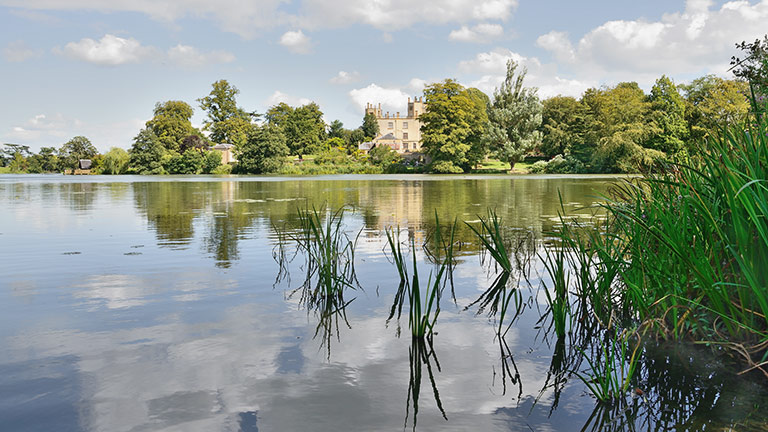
[212,164,233,174]
[430,160,464,174]
[314,147,351,165]
[529,160,548,173]
[101,147,130,174]
[201,151,222,174]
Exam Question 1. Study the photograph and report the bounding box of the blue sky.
[1,0,766,152]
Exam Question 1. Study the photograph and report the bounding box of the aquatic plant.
[575,328,641,403]
[405,334,447,430]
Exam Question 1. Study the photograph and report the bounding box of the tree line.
[2,35,765,175]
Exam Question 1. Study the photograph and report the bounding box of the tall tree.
[145,100,196,153]
[361,112,379,139]
[540,96,589,159]
[731,34,768,95]
[267,102,325,159]
[681,75,750,140]
[198,80,253,147]
[485,60,542,171]
[129,128,165,174]
[646,75,688,155]
[328,120,345,139]
[59,136,97,169]
[236,125,289,174]
[420,79,488,173]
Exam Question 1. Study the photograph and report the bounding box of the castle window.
[403,132,409,140]
[403,122,408,129]
[387,122,393,129]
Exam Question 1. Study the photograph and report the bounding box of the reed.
[575,328,641,403]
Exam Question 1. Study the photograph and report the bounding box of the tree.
[26,147,60,173]
[1,144,31,169]
[198,80,253,147]
[328,120,345,138]
[59,136,97,169]
[145,101,196,153]
[646,75,688,155]
[361,112,379,139]
[202,151,222,174]
[731,35,768,94]
[485,60,542,170]
[102,147,130,174]
[369,144,401,167]
[129,129,165,174]
[420,79,488,173]
[236,125,289,174]
[540,96,589,159]
[268,102,325,159]
[164,150,204,174]
[180,134,210,154]
[681,75,750,139]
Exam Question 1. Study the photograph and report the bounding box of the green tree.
[202,151,222,174]
[59,136,98,169]
[646,75,688,155]
[540,96,589,159]
[198,80,253,147]
[485,60,542,170]
[420,79,488,173]
[681,75,750,140]
[129,129,166,174]
[361,112,379,139]
[145,101,196,153]
[369,144,401,167]
[28,147,61,173]
[328,120,345,138]
[102,147,130,174]
[731,35,768,95]
[273,102,325,158]
[164,150,204,174]
[236,125,289,174]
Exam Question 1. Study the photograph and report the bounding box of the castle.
[362,97,425,153]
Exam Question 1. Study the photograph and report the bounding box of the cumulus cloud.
[279,30,312,54]
[55,34,234,67]
[330,70,361,84]
[449,23,503,43]
[348,84,413,114]
[536,0,768,77]
[2,0,518,37]
[56,34,156,65]
[167,44,235,67]
[265,91,312,107]
[5,113,75,142]
[3,40,41,62]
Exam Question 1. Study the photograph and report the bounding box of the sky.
[1,0,767,152]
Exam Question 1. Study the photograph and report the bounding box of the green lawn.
[0,167,11,174]
[472,159,532,174]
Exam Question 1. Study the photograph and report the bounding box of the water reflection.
[406,335,447,430]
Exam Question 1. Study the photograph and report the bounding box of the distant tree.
[145,100,196,153]
[129,129,166,174]
[540,96,589,159]
[59,136,97,169]
[420,79,488,173]
[164,150,204,174]
[368,144,401,167]
[236,125,289,174]
[328,120,345,138]
[270,102,325,158]
[180,134,210,154]
[347,128,366,152]
[198,80,254,147]
[485,60,542,171]
[101,147,130,174]
[361,112,379,139]
[646,75,688,155]
[731,35,768,95]
[201,151,222,174]
[27,147,61,173]
[681,75,750,140]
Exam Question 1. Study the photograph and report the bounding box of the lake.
[1,174,767,431]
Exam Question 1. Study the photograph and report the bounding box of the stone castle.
[362,97,425,153]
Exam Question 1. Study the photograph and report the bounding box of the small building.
[210,144,237,164]
[70,159,92,175]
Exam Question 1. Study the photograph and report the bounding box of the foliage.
[266,102,326,158]
[59,136,97,169]
[235,125,289,174]
[731,34,768,96]
[180,134,210,154]
[145,100,196,153]
[328,120,345,138]
[201,150,222,174]
[540,96,588,159]
[101,147,130,174]
[314,145,351,165]
[27,147,61,173]
[361,112,379,139]
[420,79,488,172]
[681,75,750,141]
[129,128,166,174]
[485,60,542,170]
[531,154,586,174]
[164,149,206,174]
[198,80,254,147]
[368,144,401,167]
[429,160,464,174]
[646,76,688,155]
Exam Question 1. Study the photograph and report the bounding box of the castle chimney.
[396,112,400,118]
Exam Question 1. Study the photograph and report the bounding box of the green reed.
[575,328,641,403]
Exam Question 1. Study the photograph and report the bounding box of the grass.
[0,166,11,173]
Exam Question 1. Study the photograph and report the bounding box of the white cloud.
[449,23,503,43]
[55,34,235,67]
[330,70,361,84]
[2,0,518,37]
[349,84,413,115]
[265,91,312,107]
[5,113,73,142]
[458,48,530,74]
[166,44,235,67]
[56,34,157,65]
[3,40,41,62]
[279,30,312,54]
[535,31,575,63]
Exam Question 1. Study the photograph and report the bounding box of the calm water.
[1,174,766,432]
